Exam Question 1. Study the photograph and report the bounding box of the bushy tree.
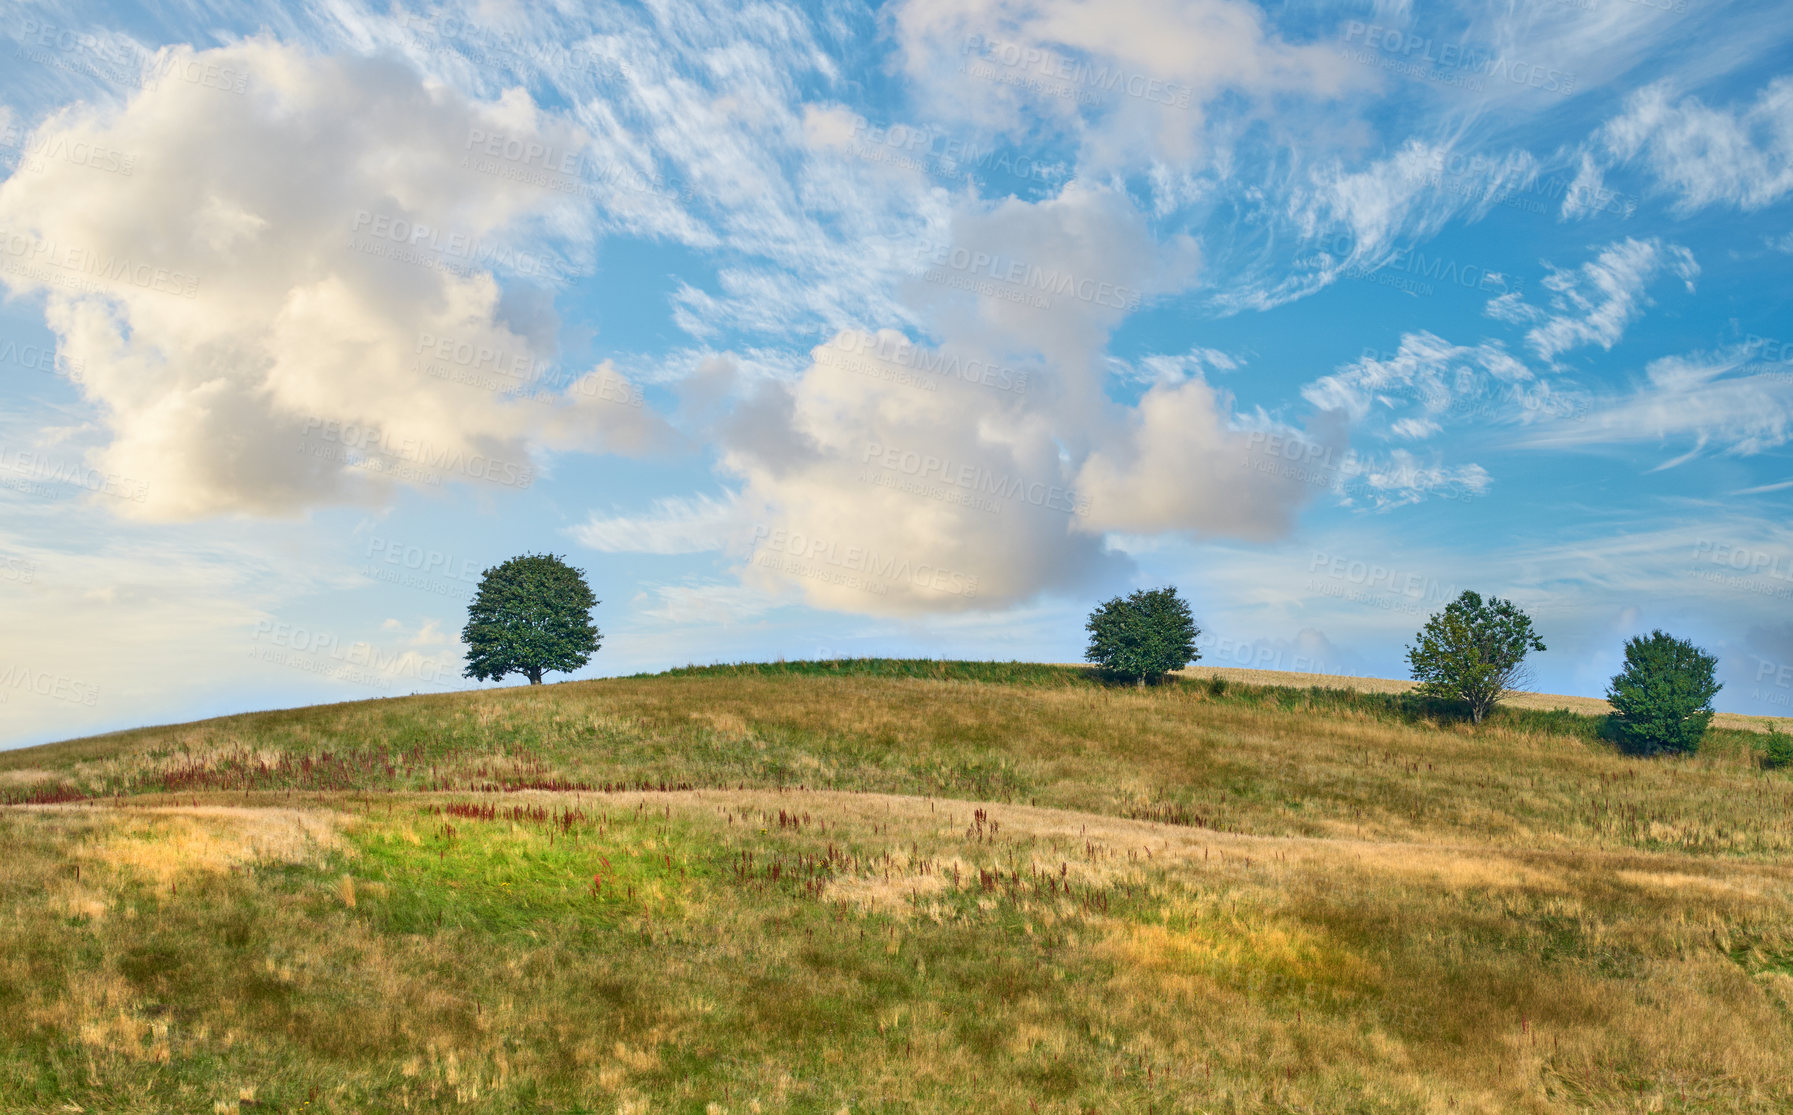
[462,553,601,686]
[1406,590,1545,723]
[1605,631,1721,755]
[1760,723,1793,771]
[1085,586,1200,686]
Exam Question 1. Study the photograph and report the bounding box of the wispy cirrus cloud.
[1519,346,1793,463]
[1593,78,1793,215]
[1485,237,1697,363]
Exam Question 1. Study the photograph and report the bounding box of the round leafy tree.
[462,553,601,686]
[1605,630,1721,755]
[1084,586,1200,687]
[1406,590,1545,723]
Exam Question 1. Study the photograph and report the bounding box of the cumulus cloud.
[1075,376,1329,537]
[575,187,1326,616]
[720,327,1123,614]
[693,184,1332,614]
[0,39,668,520]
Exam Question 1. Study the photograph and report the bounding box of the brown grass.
[1171,664,1793,733]
[3,669,1792,1110]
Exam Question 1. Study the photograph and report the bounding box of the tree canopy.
[1606,630,1721,755]
[1084,586,1201,686]
[1406,590,1545,723]
[462,553,601,686]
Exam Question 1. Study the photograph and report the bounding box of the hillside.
[3,661,1792,1113]
[1172,665,1793,734]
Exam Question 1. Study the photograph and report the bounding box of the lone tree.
[462,553,601,686]
[1406,590,1545,723]
[1606,630,1721,755]
[1085,586,1200,687]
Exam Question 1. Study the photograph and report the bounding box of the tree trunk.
[527,668,543,685]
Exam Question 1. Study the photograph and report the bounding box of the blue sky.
[1,0,1791,747]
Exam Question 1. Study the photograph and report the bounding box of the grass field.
[3,661,1792,1112]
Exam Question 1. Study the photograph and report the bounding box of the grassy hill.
[3,661,1792,1112]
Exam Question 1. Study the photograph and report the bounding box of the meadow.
[2,661,1791,1112]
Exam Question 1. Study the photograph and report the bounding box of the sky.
[1,0,1791,748]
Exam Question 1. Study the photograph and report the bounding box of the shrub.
[1760,724,1793,770]
[1207,676,1229,698]
[1605,630,1721,756]
[1084,586,1200,687]
[1406,590,1546,724]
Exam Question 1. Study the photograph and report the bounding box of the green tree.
[1084,586,1200,687]
[462,553,601,686]
[1406,590,1546,724]
[1605,631,1721,755]
[1760,723,1793,771]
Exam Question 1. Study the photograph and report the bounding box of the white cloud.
[1486,238,1697,363]
[892,0,1362,171]
[1301,330,1557,436]
[573,494,744,554]
[1520,347,1793,461]
[719,327,1124,614]
[0,39,667,520]
[1074,376,1328,538]
[1596,78,1793,213]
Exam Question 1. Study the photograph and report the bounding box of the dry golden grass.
[4,666,1793,1111]
[1171,664,1793,733]
[4,786,1791,1112]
